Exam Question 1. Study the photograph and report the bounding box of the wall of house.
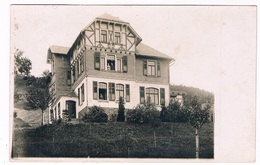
[84,76,170,110]
[53,54,71,98]
[135,56,170,84]
[85,49,136,81]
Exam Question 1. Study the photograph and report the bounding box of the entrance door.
[66,100,76,118]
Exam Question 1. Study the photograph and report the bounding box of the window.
[99,82,107,100]
[109,83,115,101]
[81,84,85,103]
[143,60,160,77]
[126,84,130,102]
[79,56,84,74]
[146,88,159,105]
[116,84,124,101]
[117,59,121,71]
[75,63,78,80]
[71,68,75,83]
[54,107,57,119]
[94,53,127,72]
[140,86,145,104]
[67,71,71,85]
[115,32,120,44]
[160,88,165,105]
[107,55,115,70]
[147,61,156,76]
[94,52,100,70]
[101,30,107,42]
[93,81,98,100]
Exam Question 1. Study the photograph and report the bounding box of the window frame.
[146,87,159,105]
[116,84,124,101]
[101,30,108,43]
[114,32,121,44]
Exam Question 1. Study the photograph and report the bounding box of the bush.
[126,102,161,127]
[117,97,125,122]
[83,106,108,122]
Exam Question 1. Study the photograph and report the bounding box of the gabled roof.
[136,43,174,60]
[47,45,70,63]
[49,45,70,55]
[96,13,127,23]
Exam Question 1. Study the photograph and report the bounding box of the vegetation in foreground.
[12,122,213,158]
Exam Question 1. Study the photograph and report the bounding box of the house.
[46,13,174,122]
[170,91,186,106]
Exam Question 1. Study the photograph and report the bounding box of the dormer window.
[101,30,107,42]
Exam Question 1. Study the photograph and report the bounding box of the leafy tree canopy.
[14,48,32,76]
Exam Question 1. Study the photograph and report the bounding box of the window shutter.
[94,52,100,70]
[160,88,165,105]
[78,87,81,105]
[122,56,128,73]
[140,86,145,104]
[93,81,98,100]
[157,61,161,77]
[126,84,130,102]
[81,84,85,103]
[143,60,147,76]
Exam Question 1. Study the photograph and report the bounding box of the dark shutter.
[94,52,100,70]
[140,86,145,104]
[160,88,165,105]
[78,87,81,105]
[81,84,85,103]
[122,56,128,73]
[93,81,98,100]
[157,61,161,77]
[143,60,147,76]
[126,84,130,102]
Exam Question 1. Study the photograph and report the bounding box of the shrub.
[126,102,161,126]
[117,97,125,122]
[161,100,190,123]
[84,106,108,122]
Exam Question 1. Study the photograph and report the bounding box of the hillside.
[13,76,49,126]
[170,84,214,104]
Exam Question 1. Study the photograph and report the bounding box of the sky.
[11,5,256,93]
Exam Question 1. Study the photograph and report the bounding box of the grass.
[12,122,213,158]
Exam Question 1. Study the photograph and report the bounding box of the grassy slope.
[12,122,213,158]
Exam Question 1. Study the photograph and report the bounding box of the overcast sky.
[11,5,256,93]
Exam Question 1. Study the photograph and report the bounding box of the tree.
[14,48,32,76]
[117,96,125,122]
[188,96,210,158]
[25,71,51,126]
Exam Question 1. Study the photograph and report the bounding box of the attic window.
[101,30,107,42]
[115,32,120,44]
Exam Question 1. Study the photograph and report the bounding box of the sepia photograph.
[9,4,256,162]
